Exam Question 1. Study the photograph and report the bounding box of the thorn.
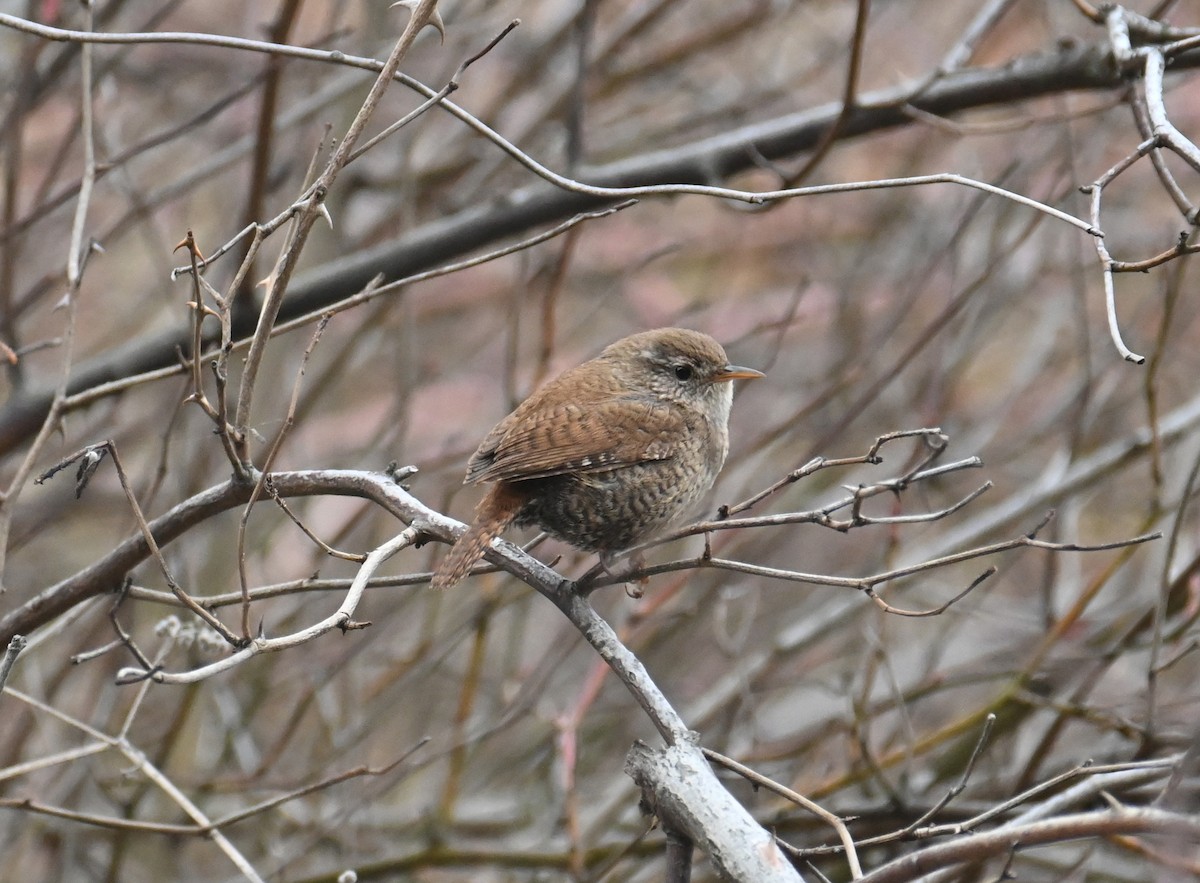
[391,0,446,44]
[172,231,205,261]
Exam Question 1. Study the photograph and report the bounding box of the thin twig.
[0,635,26,694]
[2,687,266,882]
[35,442,238,644]
[703,747,863,879]
[236,315,331,639]
[117,526,420,684]
[233,0,439,459]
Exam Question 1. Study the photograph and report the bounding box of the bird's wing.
[465,398,686,484]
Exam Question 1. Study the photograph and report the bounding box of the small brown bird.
[430,328,763,589]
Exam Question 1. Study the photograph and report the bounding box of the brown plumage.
[430,328,762,589]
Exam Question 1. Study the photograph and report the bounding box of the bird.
[430,327,763,590]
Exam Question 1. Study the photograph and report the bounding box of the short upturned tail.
[430,483,524,590]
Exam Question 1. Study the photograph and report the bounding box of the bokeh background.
[2,1,1199,880]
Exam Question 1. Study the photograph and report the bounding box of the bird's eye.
[673,364,694,382]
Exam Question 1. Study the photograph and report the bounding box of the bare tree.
[1,2,1199,881]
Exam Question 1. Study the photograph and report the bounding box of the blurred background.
[1,1,1199,880]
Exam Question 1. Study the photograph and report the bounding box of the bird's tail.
[430,483,524,590]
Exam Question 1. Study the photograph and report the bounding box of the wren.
[430,328,762,589]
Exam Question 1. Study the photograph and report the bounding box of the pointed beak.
[712,364,765,383]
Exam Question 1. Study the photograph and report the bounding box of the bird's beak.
[712,364,765,383]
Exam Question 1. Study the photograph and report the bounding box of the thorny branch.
[19,430,1160,681]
